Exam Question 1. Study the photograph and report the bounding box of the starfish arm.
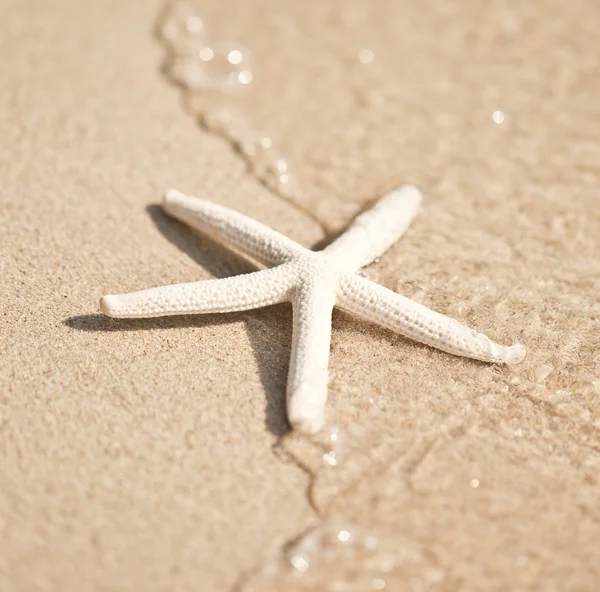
[338,274,526,364]
[163,189,309,267]
[323,185,422,272]
[286,280,336,433]
[100,264,297,319]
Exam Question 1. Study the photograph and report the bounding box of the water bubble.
[160,2,203,40]
[470,276,498,301]
[171,41,252,91]
[260,157,299,195]
[159,2,206,55]
[186,15,203,33]
[492,110,505,124]
[290,554,310,573]
[323,451,338,467]
[228,49,243,65]
[359,49,375,64]
[238,70,253,85]
[327,424,340,444]
[337,529,353,544]
[199,46,214,61]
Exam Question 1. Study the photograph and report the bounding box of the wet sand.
[1,0,599,589]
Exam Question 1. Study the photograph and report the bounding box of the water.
[153,2,600,589]
[396,272,520,352]
[156,0,323,231]
[241,520,449,592]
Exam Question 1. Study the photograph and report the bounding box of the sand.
[1,0,599,590]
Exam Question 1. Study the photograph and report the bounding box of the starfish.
[100,185,525,433]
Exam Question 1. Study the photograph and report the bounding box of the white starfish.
[100,185,525,433]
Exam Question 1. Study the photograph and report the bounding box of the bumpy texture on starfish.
[100,186,525,433]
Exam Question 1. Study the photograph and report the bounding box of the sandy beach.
[1,0,599,589]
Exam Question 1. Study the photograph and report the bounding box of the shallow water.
[155,1,600,589]
[242,519,451,591]
[157,0,319,228]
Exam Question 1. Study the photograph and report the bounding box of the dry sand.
[1,0,599,590]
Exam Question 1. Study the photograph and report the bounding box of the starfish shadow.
[64,205,293,437]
